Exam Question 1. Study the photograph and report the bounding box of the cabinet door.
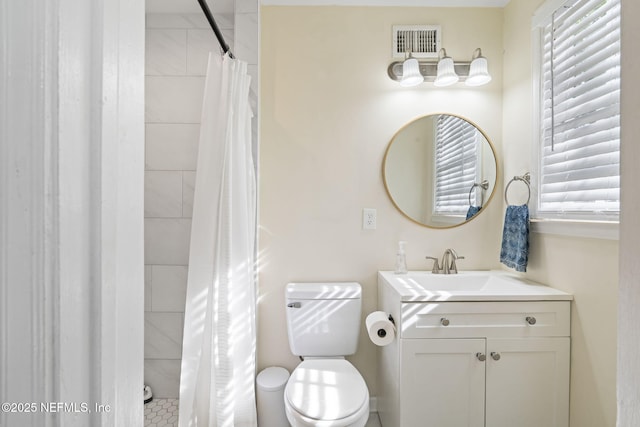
[401,339,485,427]
[486,338,570,427]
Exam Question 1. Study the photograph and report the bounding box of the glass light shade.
[466,56,492,86]
[434,56,459,87]
[400,57,424,87]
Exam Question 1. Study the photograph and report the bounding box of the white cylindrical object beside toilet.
[257,366,290,427]
[366,311,395,346]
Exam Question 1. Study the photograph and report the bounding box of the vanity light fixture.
[433,48,459,87]
[400,54,424,87]
[387,47,492,87]
[465,48,492,86]
[399,36,424,87]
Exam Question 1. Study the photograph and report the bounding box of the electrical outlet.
[363,208,377,230]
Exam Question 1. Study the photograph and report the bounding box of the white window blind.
[433,115,480,215]
[537,0,620,219]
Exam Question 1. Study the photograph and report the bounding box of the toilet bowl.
[284,282,369,427]
[284,359,369,427]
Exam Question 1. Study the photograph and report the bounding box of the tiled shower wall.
[144,2,258,398]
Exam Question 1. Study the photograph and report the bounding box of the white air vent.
[393,25,441,59]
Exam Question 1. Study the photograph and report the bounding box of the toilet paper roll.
[366,311,396,346]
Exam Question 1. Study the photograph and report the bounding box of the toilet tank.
[285,282,362,357]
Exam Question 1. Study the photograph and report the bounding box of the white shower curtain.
[179,52,257,427]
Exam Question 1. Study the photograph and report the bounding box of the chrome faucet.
[442,248,464,274]
[426,249,465,274]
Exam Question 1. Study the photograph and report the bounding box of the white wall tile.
[144,218,192,265]
[145,312,183,359]
[151,265,188,312]
[235,13,258,64]
[146,124,200,171]
[146,29,187,76]
[236,0,258,14]
[186,29,236,76]
[187,29,219,76]
[192,12,233,30]
[145,76,205,123]
[146,13,233,30]
[144,359,181,399]
[212,13,234,30]
[146,13,209,29]
[182,172,196,218]
[145,171,183,218]
[145,265,153,312]
[222,28,236,53]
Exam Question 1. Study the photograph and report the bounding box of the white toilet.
[284,282,369,427]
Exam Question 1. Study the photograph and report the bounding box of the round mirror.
[383,114,498,228]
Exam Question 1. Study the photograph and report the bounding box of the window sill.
[431,214,465,225]
[530,219,619,240]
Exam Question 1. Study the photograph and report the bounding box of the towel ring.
[505,173,531,205]
[468,180,489,206]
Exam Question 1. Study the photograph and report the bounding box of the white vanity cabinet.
[377,272,572,427]
[400,338,486,427]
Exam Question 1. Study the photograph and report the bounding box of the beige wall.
[503,2,618,426]
[260,4,618,423]
[260,5,504,396]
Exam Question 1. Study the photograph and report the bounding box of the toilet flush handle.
[287,302,301,308]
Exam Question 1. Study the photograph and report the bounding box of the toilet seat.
[285,359,369,426]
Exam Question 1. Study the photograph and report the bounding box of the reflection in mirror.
[383,114,497,228]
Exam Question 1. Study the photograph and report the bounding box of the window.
[433,115,481,217]
[533,0,620,221]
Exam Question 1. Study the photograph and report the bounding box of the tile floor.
[144,398,382,427]
[144,399,178,427]
[365,412,382,427]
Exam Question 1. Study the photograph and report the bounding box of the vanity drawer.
[400,301,570,339]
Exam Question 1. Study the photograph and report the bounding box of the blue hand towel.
[500,204,529,272]
[466,205,481,220]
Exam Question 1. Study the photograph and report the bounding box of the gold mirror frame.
[382,113,499,229]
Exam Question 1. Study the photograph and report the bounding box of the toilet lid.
[285,359,368,421]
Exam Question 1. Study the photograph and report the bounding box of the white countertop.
[379,270,573,302]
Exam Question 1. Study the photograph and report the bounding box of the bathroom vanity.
[377,271,573,427]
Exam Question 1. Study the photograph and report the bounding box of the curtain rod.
[196,0,235,59]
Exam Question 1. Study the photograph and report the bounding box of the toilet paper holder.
[378,315,395,338]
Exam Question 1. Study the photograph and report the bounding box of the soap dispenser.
[394,241,408,274]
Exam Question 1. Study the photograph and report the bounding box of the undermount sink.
[378,270,573,302]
